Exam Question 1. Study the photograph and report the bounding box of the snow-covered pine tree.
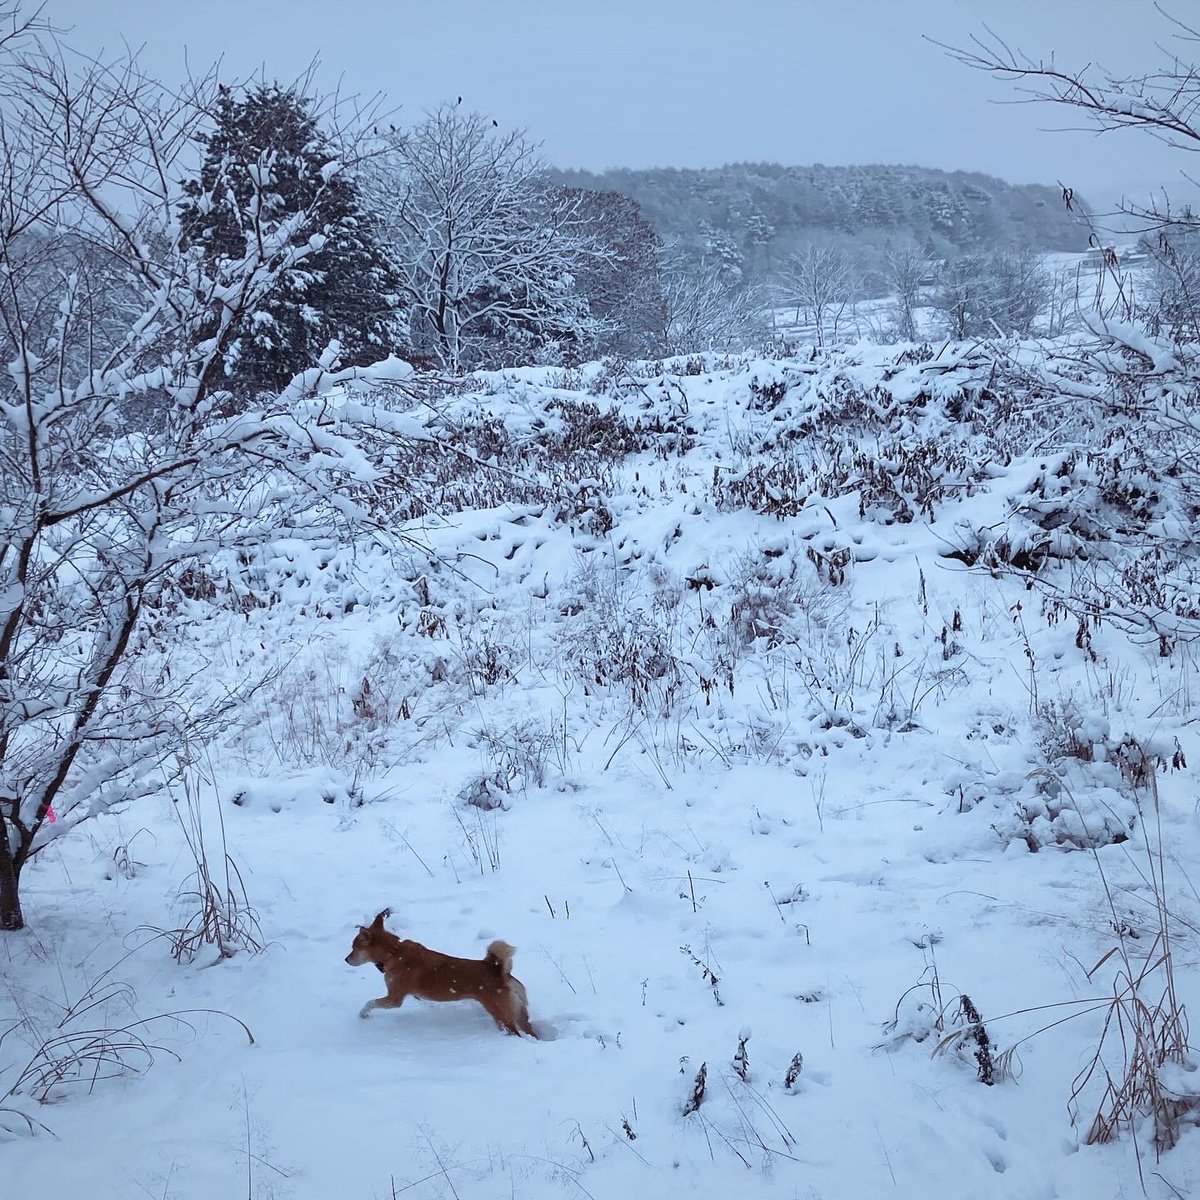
[179,83,403,394]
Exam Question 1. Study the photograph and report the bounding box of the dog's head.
[344,908,391,966]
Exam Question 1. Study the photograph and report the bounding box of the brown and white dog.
[344,909,536,1037]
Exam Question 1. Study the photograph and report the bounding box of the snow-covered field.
[4,344,1200,1199]
[769,245,1149,346]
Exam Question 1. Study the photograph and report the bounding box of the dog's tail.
[486,939,517,977]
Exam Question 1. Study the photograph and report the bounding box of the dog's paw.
[359,1007,372,1019]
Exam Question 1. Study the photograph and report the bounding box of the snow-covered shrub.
[556,559,688,715]
[954,433,1193,575]
[1034,698,1111,765]
[552,480,616,537]
[995,720,1184,852]
[747,371,790,412]
[713,450,810,518]
[717,542,845,658]
[447,606,521,696]
[457,771,512,811]
[542,394,690,461]
[712,355,999,525]
[356,381,695,525]
[1007,769,1136,852]
[944,727,1138,852]
[943,688,1190,851]
[365,410,550,519]
[458,718,558,809]
[262,636,420,774]
[834,436,987,524]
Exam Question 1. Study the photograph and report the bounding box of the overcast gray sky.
[39,0,1191,204]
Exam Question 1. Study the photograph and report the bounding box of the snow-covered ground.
[770,245,1152,346]
[3,344,1199,1199]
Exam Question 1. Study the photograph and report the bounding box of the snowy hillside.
[4,342,1200,1200]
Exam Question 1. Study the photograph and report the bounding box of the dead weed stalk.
[154,776,264,964]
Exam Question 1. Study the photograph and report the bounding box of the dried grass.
[1,953,253,1120]
[144,776,264,964]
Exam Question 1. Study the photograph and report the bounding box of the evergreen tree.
[179,83,403,394]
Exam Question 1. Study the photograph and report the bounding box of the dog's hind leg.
[477,990,522,1035]
[479,986,536,1037]
[509,978,537,1038]
[359,994,406,1019]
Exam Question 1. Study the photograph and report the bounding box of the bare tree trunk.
[831,299,849,344]
[435,240,454,369]
[0,815,24,931]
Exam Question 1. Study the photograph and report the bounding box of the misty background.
[14,0,1200,371]
[38,0,1186,202]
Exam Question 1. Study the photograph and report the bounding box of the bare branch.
[929,20,1200,154]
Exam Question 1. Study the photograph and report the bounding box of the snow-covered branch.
[362,105,608,370]
[0,13,428,931]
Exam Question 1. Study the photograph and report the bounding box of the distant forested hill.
[549,162,1088,283]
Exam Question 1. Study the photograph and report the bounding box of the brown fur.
[344,909,536,1037]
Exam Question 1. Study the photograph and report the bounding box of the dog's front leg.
[360,995,405,1019]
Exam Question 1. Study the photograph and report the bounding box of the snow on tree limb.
[0,13,430,930]
[362,105,609,370]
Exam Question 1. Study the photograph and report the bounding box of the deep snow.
[3,344,1199,1200]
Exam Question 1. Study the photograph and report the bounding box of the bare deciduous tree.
[987,249,1053,336]
[363,106,604,371]
[0,10,420,930]
[562,187,667,359]
[660,258,765,355]
[930,250,1052,340]
[882,242,933,341]
[936,10,1200,668]
[1144,228,1200,343]
[938,11,1200,341]
[934,14,1200,232]
[1044,264,1082,339]
[777,245,856,348]
[931,253,987,340]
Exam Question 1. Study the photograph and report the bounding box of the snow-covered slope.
[4,344,1199,1199]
